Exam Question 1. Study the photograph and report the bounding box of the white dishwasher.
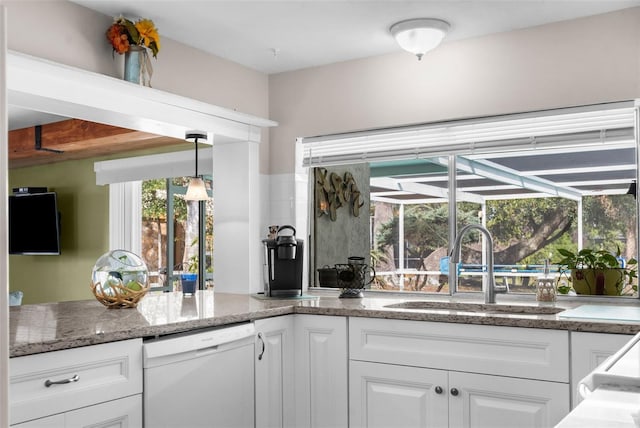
[143,322,256,427]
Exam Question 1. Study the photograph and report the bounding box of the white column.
[108,182,142,253]
[577,199,583,250]
[1,3,9,425]
[212,140,262,294]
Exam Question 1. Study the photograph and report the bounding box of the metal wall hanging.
[315,167,364,221]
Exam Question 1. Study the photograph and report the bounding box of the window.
[142,177,213,291]
[303,101,640,298]
[95,149,214,292]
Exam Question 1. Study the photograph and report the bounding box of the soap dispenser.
[536,259,556,304]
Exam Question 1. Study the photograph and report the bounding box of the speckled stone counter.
[10,290,640,357]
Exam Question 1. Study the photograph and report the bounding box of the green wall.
[9,158,109,304]
[8,144,186,304]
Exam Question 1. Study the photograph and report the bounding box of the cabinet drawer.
[10,339,143,425]
[349,317,569,382]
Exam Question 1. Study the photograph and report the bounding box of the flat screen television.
[9,192,61,255]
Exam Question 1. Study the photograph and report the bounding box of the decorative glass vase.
[124,45,153,86]
[91,249,150,308]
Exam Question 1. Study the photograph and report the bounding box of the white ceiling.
[71,0,640,75]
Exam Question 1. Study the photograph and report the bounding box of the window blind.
[301,101,637,167]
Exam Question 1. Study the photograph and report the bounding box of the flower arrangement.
[106,16,160,58]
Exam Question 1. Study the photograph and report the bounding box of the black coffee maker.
[262,225,303,297]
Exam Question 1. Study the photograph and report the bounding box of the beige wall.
[5,0,270,171]
[269,7,640,174]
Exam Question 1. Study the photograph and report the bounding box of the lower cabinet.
[12,394,142,428]
[350,360,569,428]
[9,338,142,427]
[294,314,349,428]
[350,360,448,428]
[569,331,634,408]
[255,315,296,428]
[349,317,571,428]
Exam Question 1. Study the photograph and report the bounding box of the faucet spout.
[450,224,506,304]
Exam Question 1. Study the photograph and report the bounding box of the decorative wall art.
[315,167,364,221]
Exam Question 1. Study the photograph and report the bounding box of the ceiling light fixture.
[390,18,450,60]
[184,131,209,201]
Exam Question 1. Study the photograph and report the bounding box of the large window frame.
[300,101,640,299]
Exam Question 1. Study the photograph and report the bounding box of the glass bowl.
[90,250,149,308]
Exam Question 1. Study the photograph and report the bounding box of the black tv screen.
[9,192,61,255]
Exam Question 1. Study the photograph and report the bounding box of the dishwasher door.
[143,323,256,428]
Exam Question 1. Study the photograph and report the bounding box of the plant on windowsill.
[555,247,637,296]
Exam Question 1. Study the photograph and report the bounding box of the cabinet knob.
[434,386,443,394]
[450,388,459,397]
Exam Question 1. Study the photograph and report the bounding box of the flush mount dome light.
[390,18,450,60]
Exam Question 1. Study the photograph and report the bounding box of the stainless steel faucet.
[449,224,507,304]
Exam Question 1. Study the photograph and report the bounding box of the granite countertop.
[9,290,640,357]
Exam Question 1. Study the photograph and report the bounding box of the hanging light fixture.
[184,131,209,201]
[389,18,450,60]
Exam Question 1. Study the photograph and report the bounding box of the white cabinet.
[349,318,570,428]
[448,371,568,428]
[350,360,448,428]
[13,395,142,428]
[9,339,143,427]
[255,315,295,428]
[570,331,633,408]
[294,314,348,428]
[350,360,568,428]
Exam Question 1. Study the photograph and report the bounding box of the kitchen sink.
[383,301,565,315]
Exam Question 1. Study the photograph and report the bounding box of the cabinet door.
[12,395,142,428]
[11,414,65,427]
[255,315,295,428]
[349,360,448,428]
[570,332,633,408]
[65,394,142,428]
[294,315,348,428]
[448,371,569,428]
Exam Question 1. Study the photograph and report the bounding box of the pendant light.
[390,18,450,60]
[184,131,209,201]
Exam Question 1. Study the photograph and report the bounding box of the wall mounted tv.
[9,192,61,255]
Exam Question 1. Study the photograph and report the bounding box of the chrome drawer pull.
[44,374,79,387]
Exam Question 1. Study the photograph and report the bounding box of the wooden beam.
[8,119,184,168]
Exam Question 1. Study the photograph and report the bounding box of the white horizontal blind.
[94,148,213,185]
[301,101,637,167]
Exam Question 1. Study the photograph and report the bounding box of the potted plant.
[556,247,637,296]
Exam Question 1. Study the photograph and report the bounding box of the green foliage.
[583,195,636,253]
[141,178,188,221]
[142,179,168,220]
[486,198,576,246]
[557,248,620,270]
[555,247,637,285]
[375,202,478,270]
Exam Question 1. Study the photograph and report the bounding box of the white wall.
[269,7,640,175]
[5,0,271,172]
